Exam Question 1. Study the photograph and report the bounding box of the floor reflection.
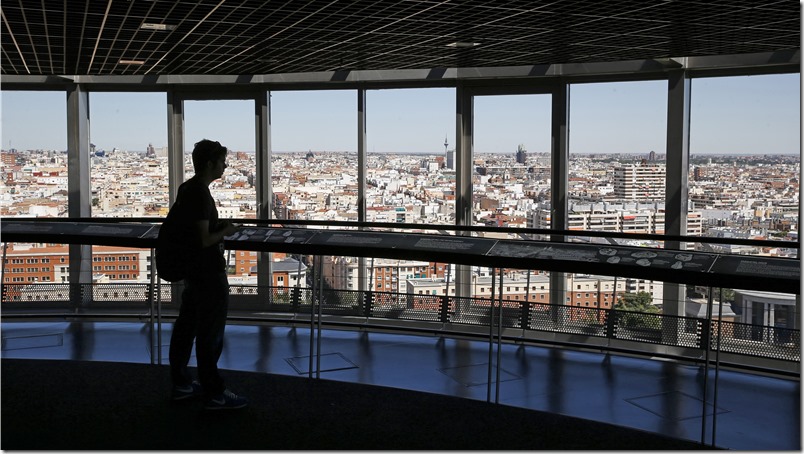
[0,320,798,450]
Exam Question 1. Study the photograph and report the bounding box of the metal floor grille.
[626,391,730,421]
[438,362,522,387]
[285,352,359,375]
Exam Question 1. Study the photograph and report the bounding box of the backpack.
[155,207,193,282]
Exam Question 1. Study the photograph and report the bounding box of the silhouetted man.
[168,139,247,410]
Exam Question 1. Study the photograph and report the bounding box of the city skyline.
[1,73,800,155]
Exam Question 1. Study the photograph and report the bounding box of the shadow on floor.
[1,358,715,450]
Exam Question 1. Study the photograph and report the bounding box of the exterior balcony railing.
[2,281,799,374]
[1,218,800,376]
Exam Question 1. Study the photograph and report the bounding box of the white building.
[734,290,797,330]
[613,163,666,200]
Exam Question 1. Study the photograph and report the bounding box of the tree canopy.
[615,291,658,313]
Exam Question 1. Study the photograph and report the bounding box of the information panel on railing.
[2,221,157,243]
[1,219,799,294]
[709,255,801,282]
[487,241,718,272]
[395,234,498,256]
[317,231,404,250]
[228,227,317,245]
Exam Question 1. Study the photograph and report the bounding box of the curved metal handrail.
[5,216,798,249]
[1,219,799,294]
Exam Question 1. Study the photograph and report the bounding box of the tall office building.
[445,149,455,169]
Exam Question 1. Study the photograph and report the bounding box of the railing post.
[1,242,7,290]
[291,286,301,312]
[604,308,617,339]
[156,284,163,365]
[693,318,703,349]
[79,282,91,314]
[440,295,450,323]
[487,267,497,403]
[699,319,711,352]
[147,282,155,365]
[520,300,530,331]
[363,290,373,318]
[316,256,324,380]
[309,256,317,379]
[70,282,80,313]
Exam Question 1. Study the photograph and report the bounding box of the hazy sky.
[1,73,799,155]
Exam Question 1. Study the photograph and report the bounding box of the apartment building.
[613,163,666,200]
[3,244,149,283]
[528,203,703,237]
[2,243,311,289]
[1,151,18,166]
[405,273,631,309]
[267,256,307,289]
[323,256,437,293]
[231,249,258,276]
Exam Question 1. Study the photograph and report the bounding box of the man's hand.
[221,221,240,237]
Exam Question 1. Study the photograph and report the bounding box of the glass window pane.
[568,81,669,244]
[474,94,551,232]
[473,94,551,301]
[270,90,356,292]
[270,90,356,221]
[1,91,73,291]
[87,92,168,283]
[366,88,456,227]
[1,90,68,217]
[185,100,256,282]
[89,92,168,218]
[689,74,800,252]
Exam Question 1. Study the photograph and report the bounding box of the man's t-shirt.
[171,176,226,275]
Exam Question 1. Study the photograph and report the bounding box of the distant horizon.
[2,148,799,158]
[1,73,799,155]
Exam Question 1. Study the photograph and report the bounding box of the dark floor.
[1,320,800,450]
[3,358,717,450]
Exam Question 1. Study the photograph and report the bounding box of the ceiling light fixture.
[446,42,480,48]
[119,59,145,65]
[140,23,176,31]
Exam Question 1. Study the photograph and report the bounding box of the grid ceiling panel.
[1,0,799,76]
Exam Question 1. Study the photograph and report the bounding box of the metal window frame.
[2,51,799,297]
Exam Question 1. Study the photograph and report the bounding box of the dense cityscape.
[1,145,799,324]
[2,144,798,238]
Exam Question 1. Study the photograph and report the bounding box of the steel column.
[358,89,368,293]
[454,84,473,305]
[66,85,92,301]
[663,70,692,346]
[549,82,570,323]
[256,91,273,286]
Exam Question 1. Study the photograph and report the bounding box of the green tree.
[615,291,658,313]
[615,291,661,329]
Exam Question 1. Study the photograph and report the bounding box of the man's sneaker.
[171,380,203,401]
[205,389,248,410]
